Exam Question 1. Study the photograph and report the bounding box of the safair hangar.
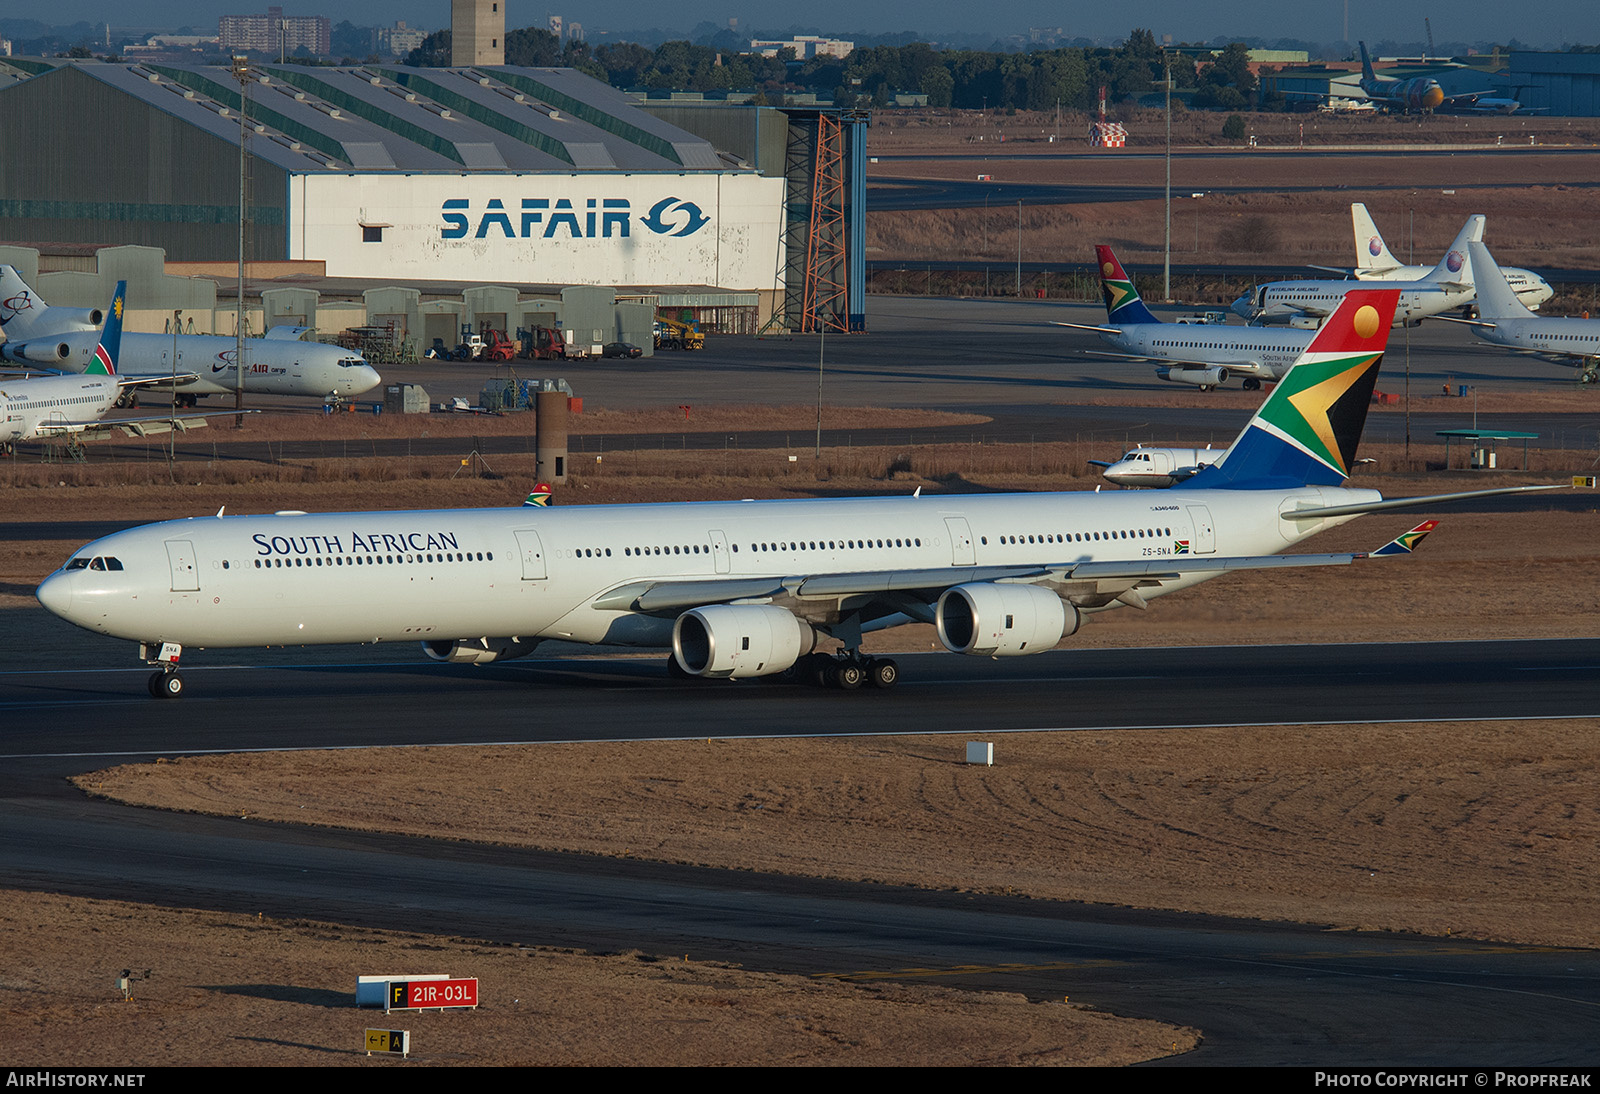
[0,58,813,334]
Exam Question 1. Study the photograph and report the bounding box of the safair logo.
[441,195,710,241]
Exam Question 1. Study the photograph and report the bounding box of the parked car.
[602,341,643,359]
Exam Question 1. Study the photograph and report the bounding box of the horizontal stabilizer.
[1370,520,1439,556]
[1281,484,1565,521]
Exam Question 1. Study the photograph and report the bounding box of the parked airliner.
[1056,246,1313,390]
[1342,204,1551,309]
[0,267,381,404]
[3,282,237,448]
[1233,216,1479,327]
[1438,242,1600,382]
[38,289,1553,699]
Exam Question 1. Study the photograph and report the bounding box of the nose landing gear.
[140,642,185,699]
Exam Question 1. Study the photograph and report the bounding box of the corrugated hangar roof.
[40,61,737,175]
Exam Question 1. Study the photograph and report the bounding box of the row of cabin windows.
[753,538,920,552]
[19,395,104,408]
[253,551,492,569]
[982,527,1173,546]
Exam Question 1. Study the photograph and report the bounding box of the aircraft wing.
[117,373,200,389]
[1051,320,1123,335]
[1087,348,1268,372]
[39,409,254,439]
[1428,314,1496,330]
[586,545,1417,622]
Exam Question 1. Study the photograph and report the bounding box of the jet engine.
[5,341,73,364]
[46,306,103,330]
[421,637,539,664]
[1156,365,1228,390]
[672,604,817,679]
[935,583,1078,657]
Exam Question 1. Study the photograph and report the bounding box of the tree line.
[402,27,1277,111]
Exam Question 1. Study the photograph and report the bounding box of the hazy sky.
[26,1,1595,49]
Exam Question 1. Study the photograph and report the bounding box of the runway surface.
[3,612,1598,1065]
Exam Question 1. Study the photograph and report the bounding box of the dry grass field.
[867,108,1600,311]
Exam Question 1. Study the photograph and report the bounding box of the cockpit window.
[339,357,365,368]
[65,557,89,571]
[90,558,105,570]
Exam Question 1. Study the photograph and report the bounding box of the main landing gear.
[141,642,185,699]
[787,652,899,690]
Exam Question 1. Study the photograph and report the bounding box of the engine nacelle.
[7,341,73,364]
[672,604,816,679]
[936,583,1078,657]
[1287,314,1322,330]
[43,306,103,331]
[421,637,539,664]
[1155,365,1228,388]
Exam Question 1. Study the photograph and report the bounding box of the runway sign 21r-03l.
[387,977,478,1012]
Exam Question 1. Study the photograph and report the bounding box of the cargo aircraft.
[1336,204,1551,309]
[1055,246,1314,390]
[1233,216,1480,327]
[38,289,1554,699]
[0,266,381,405]
[2,282,237,449]
[1437,242,1600,382]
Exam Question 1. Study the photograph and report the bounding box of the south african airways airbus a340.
[38,289,1553,698]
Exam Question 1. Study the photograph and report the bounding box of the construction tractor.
[654,316,705,351]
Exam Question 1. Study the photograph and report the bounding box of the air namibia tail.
[1185,289,1396,490]
[83,283,125,377]
[1094,244,1162,325]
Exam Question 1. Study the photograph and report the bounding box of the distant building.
[1506,52,1600,116]
[750,36,854,60]
[378,21,427,57]
[219,7,331,57]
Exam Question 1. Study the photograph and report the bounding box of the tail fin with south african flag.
[83,281,125,378]
[1181,287,1400,490]
[1094,245,1162,326]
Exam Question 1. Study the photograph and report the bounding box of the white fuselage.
[2,331,381,400]
[1237,281,1471,327]
[38,488,1373,652]
[0,372,119,442]
[1474,315,1600,358]
[1100,446,1227,488]
[1356,264,1552,310]
[1104,325,1312,380]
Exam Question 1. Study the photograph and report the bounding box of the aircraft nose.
[36,573,73,620]
[1423,86,1444,110]
[354,365,382,394]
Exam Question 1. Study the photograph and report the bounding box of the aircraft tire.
[832,661,865,690]
[148,670,184,699]
[868,659,899,689]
